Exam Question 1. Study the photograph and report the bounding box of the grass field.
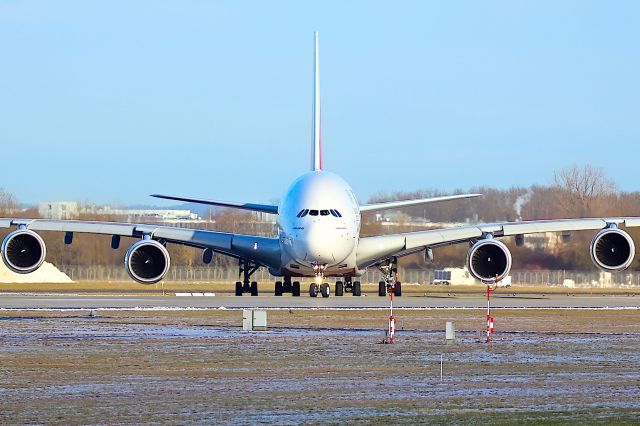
[1,309,639,424]
[1,280,638,296]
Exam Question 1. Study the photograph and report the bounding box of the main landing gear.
[235,259,260,296]
[377,257,402,297]
[274,276,301,297]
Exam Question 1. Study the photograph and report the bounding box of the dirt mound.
[0,261,73,283]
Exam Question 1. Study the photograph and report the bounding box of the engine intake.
[125,239,170,284]
[590,228,635,272]
[1,229,47,274]
[467,239,512,283]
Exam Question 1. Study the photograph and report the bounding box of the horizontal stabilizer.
[151,194,278,215]
[359,193,482,213]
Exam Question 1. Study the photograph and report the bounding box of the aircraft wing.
[150,194,278,215]
[0,218,281,268]
[359,193,482,213]
[356,217,640,268]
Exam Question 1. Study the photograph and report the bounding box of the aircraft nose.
[290,225,333,264]
[303,226,335,264]
[291,224,353,265]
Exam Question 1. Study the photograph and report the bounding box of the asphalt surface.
[0,293,639,309]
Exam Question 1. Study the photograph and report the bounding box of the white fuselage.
[277,171,361,277]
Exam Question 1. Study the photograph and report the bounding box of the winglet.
[311,31,322,171]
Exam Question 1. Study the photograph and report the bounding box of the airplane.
[1,32,639,298]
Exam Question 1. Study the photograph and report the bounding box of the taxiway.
[0,293,638,309]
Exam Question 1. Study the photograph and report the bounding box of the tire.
[320,283,330,298]
[378,281,386,297]
[275,281,283,296]
[309,283,319,297]
[292,281,301,297]
[283,281,292,293]
[353,281,361,297]
[394,281,402,297]
[250,281,258,296]
[335,281,344,296]
[235,281,243,296]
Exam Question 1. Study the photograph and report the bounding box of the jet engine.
[467,239,512,283]
[590,228,635,272]
[125,239,170,284]
[1,229,47,274]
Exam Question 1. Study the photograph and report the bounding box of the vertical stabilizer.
[311,31,322,171]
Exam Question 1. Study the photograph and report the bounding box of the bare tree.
[0,188,20,215]
[553,164,617,216]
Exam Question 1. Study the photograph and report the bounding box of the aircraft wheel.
[235,281,243,296]
[353,281,361,297]
[292,281,301,296]
[394,281,402,297]
[320,283,330,298]
[378,281,386,297]
[250,281,258,296]
[275,281,283,296]
[335,281,344,296]
[309,283,319,297]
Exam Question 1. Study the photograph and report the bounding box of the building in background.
[38,201,199,222]
[38,201,79,220]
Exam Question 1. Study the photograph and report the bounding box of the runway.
[0,293,638,309]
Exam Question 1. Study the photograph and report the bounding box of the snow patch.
[0,261,73,283]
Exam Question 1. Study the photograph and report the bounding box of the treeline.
[1,165,640,272]
[363,165,640,270]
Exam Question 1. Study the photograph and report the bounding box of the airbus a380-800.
[2,33,639,298]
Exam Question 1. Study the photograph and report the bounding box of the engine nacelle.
[125,239,170,284]
[590,228,635,272]
[467,239,512,283]
[1,229,47,274]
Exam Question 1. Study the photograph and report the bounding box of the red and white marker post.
[486,280,497,343]
[386,272,398,344]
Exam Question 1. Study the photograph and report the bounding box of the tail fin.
[311,31,322,171]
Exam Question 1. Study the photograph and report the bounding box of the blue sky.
[1,1,639,206]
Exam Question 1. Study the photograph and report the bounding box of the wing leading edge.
[356,217,640,269]
[0,218,281,268]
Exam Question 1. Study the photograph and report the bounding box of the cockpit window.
[303,209,342,218]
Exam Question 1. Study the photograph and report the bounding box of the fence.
[57,265,640,288]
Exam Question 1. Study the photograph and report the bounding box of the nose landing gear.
[309,282,331,298]
[309,263,331,298]
[306,265,361,298]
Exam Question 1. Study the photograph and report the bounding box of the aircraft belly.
[279,240,358,277]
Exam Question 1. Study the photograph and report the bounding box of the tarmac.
[0,293,638,309]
